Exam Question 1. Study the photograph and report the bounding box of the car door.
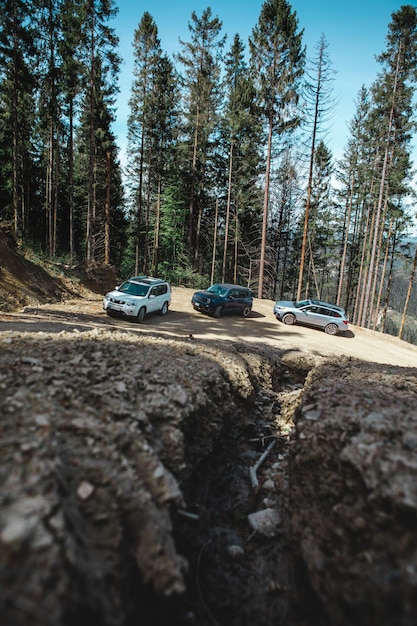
[235,289,251,313]
[297,305,321,327]
[300,305,331,329]
[147,286,160,313]
[225,289,240,313]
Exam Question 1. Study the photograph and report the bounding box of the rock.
[248,508,281,538]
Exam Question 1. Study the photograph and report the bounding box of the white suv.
[103,276,171,322]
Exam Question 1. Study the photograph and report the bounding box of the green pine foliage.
[0,1,416,340]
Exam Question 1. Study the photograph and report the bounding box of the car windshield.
[207,284,228,297]
[294,300,310,308]
[118,281,149,297]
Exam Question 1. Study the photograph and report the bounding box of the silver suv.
[273,299,348,335]
[103,276,171,322]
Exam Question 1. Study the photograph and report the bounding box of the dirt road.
[1,286,417,368]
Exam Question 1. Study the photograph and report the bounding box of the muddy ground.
[1,233,417,625]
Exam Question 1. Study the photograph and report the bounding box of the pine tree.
[269,148,301,299]
[80,0,120,261]
[336,86,374,317]
[297,34,337,300]
[127,12,162,274]
[34,0,65,257]
[359,5,417,327]
[148,54,180,275]
[221,34,263,285]
[58,0,85,261]
[306,140,337,301]
[0,0,37,241]
[249,0,305,298]
[176,8,226,268]
[75,54,124,265]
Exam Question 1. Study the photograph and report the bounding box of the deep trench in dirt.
[159,370,329,626]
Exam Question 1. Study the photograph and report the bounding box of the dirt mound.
[0,329,302,625]
[70,260,118,295]
[0,228,117,312]
[290,359,417,626]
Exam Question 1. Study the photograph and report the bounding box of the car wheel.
[282,313,296,325]
[213,305,223,318]
[324,323,338,335]
[242,306,251,318]
[160,301,169,315]
[136,307,146,323]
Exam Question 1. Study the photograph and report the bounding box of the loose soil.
[1,232,417,626]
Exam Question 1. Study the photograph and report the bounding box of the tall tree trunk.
[399,240,417,340]
[211,198,219,284]
[337,172,354,305]
[188,111,199,258]
[69,98,74,263]
[152,179,161,275]
[380,228,397,332]
[361,46,400,327]
[135,126,145,275]
[233,208,238,284]
[297,107,321,299]
[258,112,273,298]
[87,52,95,261]
[104,151,111,264]
[373,215,393,329]
[222,139,233,283]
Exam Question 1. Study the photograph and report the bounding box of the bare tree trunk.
[104,151,111,265]
[373,216,393,328]
[194,189,204,272]
[337,172,354,305]
[357,191,378,326]
[308,234,320,298]
[12,16,20,240]
[87,26,96,262]
[361,46,400,327]
[380,228,397,332]
[188,111,199,258]
[143,150,153,275]
[258,114,273,299]
[233,208,238,284]
[134,126,145,275]
[210,199,219,284]
[297,38,326,301]
[222,140,233,283]
[69,99,74,263]
[46,121,54,257]
[399,239,417,340]
[152,179,161,275]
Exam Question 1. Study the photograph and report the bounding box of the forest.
[1,0,417,342]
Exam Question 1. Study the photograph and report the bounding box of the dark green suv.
[191,283,253,318]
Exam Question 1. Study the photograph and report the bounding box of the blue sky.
[111,0,413,167]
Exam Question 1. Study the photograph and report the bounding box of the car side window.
[150,287,158,297]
